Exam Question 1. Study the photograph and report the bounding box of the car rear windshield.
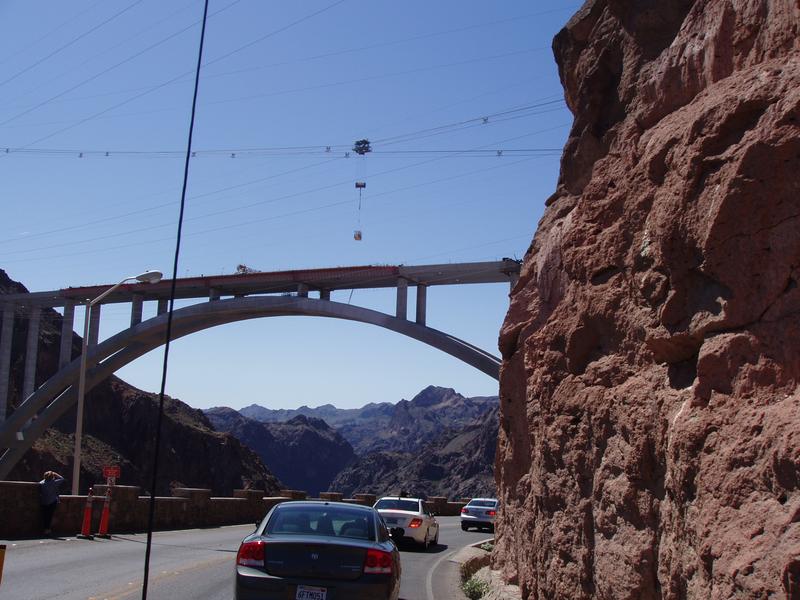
[468,500,497,508]
[375,498,420,512]
[265,505,375,541]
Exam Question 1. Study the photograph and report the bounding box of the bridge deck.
[2,260,520,307]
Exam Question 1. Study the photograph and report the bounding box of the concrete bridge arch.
[0,295,500,478]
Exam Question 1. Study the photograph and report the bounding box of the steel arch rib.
[0,297,499,478]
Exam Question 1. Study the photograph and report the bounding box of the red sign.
[103,466,121,479]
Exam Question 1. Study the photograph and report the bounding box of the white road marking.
[426,548,457,600]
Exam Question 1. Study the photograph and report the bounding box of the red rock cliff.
[496,1,800,598]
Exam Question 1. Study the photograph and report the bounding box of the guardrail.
[0,481,469,538]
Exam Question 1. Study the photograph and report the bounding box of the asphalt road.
[0,516,492,600]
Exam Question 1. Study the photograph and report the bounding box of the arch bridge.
[0,260,519,478]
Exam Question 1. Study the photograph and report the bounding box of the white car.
[373,496,440,549]
[460,498,498,531]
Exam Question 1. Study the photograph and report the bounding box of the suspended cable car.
[352,139,371,241]
[354,181,366,241]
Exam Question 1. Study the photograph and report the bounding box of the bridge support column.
[297,284,308,298]
[209,288,221,302]
[157,299,168,315]
[59,301,75,368]
[396,279,408,320]
[415,285,427,326]
[0,305,14,421]
[22,306,41,400]
[88,304,101,349]
[320,289,330,301]
[130,294,143,326]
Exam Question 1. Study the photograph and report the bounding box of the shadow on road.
[397,541,449,554]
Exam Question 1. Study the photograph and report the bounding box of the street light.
[71,270,163,495]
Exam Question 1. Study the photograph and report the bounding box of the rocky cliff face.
[497,1,800,599]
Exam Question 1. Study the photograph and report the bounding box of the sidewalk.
[432,539,521,600]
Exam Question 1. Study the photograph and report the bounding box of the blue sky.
[0,1,577,410]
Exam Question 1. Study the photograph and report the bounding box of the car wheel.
[423,527,431,550]
[461,523,468,531]
[433,527,439,546]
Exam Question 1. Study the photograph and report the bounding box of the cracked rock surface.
[495,1,800,598]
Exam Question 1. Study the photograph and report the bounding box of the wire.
[0,0,107,68]
[0,143,563,265]
[0,0,242,131]
[202,47,546,109]
[142,0,208,597]
[3,0,201,110]
[0,0,345,157]
[0,0,145,90]
[0,99,566,158]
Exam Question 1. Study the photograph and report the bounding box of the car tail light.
[488,510,496,516]
[364,549,393,574]
[236,540,265,567]
[408,518,423,528]
[461,507,469,514]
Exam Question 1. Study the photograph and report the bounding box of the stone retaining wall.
[0,481,468,538]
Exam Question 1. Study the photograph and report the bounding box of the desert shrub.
[462,575,490,600]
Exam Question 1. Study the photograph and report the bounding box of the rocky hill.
[329,406,498,499]
[1,269,281,496]
[241,385,497,455]
[205,408,355,496]
[497,1,800,598]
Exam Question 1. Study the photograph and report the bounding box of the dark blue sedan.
[235,501,401,600]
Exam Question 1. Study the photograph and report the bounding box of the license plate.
[296,585,327,600]
[385,518,397,524]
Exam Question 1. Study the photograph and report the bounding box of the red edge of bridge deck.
[59,265,402,298]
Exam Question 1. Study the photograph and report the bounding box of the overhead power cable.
[0,132,565,264]
[0,0,242,130]
[5,0,201,109]
[0,157,343,247]
[0,0,107,68]
[0,0,145,90]
[0,99,566,158]
[0,5,572,113]
[0,0,346,155]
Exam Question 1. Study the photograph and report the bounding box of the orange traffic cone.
[96,487,112,539]
[77,488,94,540]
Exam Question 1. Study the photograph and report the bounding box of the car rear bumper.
[235,568,398,600]
[461,515,494,527]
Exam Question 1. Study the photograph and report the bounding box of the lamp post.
[71,270,163,495]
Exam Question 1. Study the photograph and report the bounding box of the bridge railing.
[0,481,472,538]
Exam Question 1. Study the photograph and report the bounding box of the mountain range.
[204,408,355,496]
[225,386,499,498]
[238,386,497,455]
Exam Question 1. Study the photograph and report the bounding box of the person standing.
[39,470,65,535]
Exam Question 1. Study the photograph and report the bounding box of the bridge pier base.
[88,304,100,349]
[130,294,143,326]
[396,279,408,319]
[416,285,427,326]
[0,306,13,422]
[59,301,75,368]
[22,307,41,401]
